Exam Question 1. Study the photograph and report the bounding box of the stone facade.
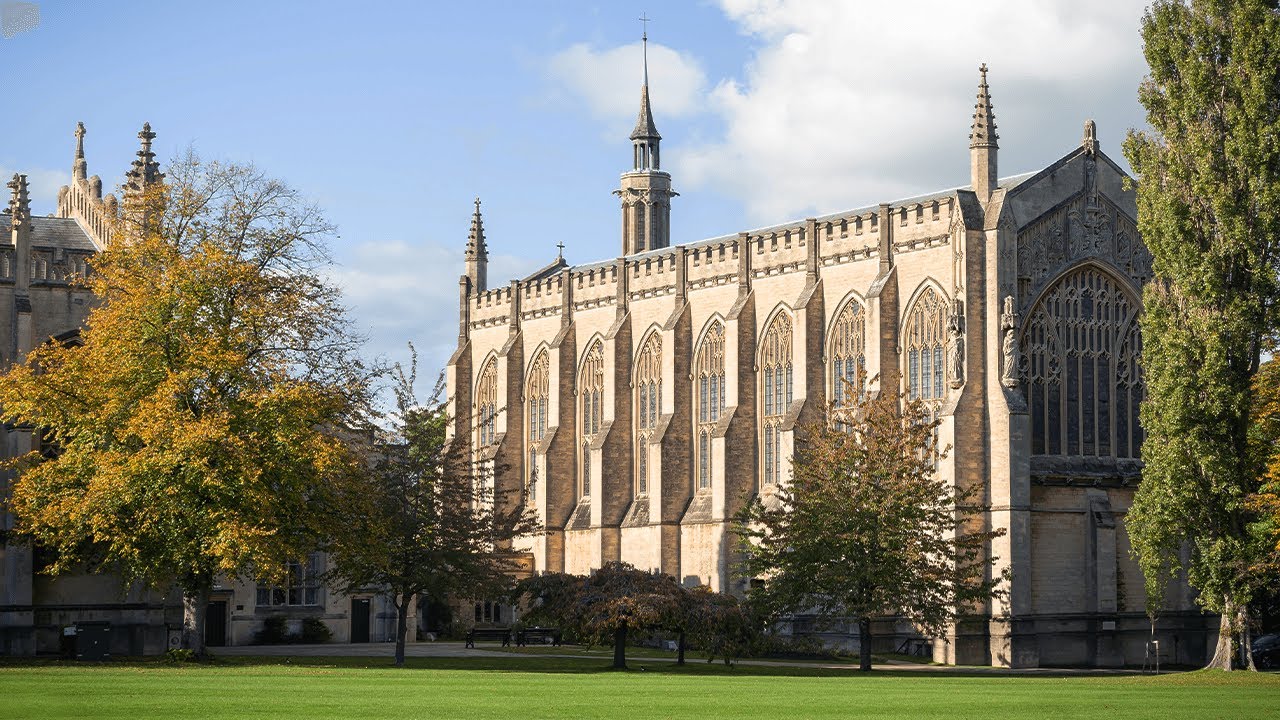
[447,63,1212,668]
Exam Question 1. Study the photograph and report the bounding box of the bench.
[465,627,512,648]
[516,627,562,647]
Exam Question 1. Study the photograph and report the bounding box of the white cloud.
[0,166,72,215]
[682,0,1152,223]
[548,40,708,120]
[328,240,541,380]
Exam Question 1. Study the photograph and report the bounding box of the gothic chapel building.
[447,55,1211,667]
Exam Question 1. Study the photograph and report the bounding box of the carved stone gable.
[1016,155,1151,310]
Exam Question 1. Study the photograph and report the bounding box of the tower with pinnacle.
[465,197,488,293]
[614,26,677,255]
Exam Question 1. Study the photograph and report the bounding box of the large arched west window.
[829,298,867,407]
[1021,265,1144,458]
[634,332,661,497]
[578,340,605,500]
[526,350,549,501]
[476,358,498,448]
[903,286,948,407]
[760,311,794,488]
[695,321,726,491]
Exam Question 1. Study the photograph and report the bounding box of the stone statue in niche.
[1001,295,1020,389]
[947,300,965,389]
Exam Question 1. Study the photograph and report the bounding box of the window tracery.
[526,351,549,501]
[476,358,498,448]
[695,322,726,490]
[1022,266,1144,459]
[579,341,605,499]
[904,287,947,407]
[829,300,866,407]
[635,333,661,496]
[760,312,793,487]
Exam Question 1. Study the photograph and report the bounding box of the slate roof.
[0,215,98,252]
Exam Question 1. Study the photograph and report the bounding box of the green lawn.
[2,656,1277,719]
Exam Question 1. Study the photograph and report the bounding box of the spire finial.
[556,240,565,260]
[640,13,651,86]
[7,173,31,228]
[72,121,89,181]
[125,121,164,197]
[466,196,488,261]
[1082,119,1099,155]
[969,63,998,150]
[629,16,661,154]
[139,121,155,153]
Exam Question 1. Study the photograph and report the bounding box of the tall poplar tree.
[1123,0,1280,671]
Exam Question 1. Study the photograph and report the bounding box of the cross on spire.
[639,13,651,85]
[556,240,565,259]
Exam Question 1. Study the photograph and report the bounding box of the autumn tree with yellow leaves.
[0,152,370,657]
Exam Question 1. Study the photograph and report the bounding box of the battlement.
[463,191,961,333]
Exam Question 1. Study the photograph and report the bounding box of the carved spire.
[630,24,661,168]
[466,197,487,260]
[73,121,88,181]
[631,31,660,139]
[465,197,489,293]
[7,173,30,228]
[969,63,998,150]
[124,121,164,196]
[969,63,998,202]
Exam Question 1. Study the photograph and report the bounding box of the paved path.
[216,641,1153,675]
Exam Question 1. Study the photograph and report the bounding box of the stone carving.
[947,301,965,389]
[1001,295,1020,389]
[1016,153,1152,309]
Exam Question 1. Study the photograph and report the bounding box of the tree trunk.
[1208,599,1235,670]
[394,595,411,667]
[613,624,627,670]
[182,584,211,659]
[677,630,686,666]
[858,617,872,672]
[1207,596,1257,671]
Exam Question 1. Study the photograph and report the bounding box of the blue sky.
[2,0,1152,389]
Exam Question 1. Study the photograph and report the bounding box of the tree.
[0,153,369,658]
[1122,0,1280,671]
[736,384,1006,672]
[683,585,754,666]
[1248,356,1280,564]
[323,350,539,666]
[515,561,684,669]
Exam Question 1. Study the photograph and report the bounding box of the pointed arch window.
[526,351,549,501]
[760,312,794,487]
[1022,266,1144,458]
[635,333,661,497]
[695,322,726,491]
[829,300,867,407]
[476,358,498,448]
[578,341,605,499]
[904,287,947,406]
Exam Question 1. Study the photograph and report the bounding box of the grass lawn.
[2,655,1277,719]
